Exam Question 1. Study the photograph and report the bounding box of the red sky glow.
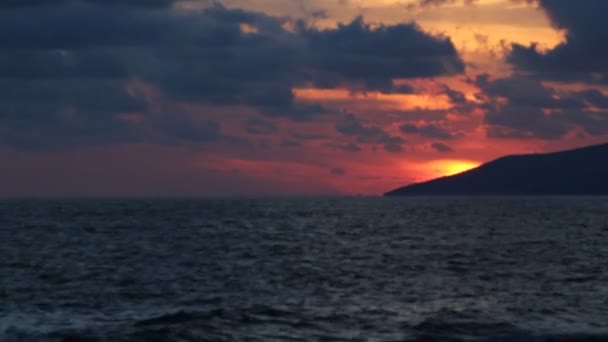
[2,0,608,196]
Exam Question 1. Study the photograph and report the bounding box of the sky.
[2,0,608,197]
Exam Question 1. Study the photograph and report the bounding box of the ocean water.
[1,198,608,342]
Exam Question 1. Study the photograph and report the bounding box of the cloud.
[0,0,179,9]
[405,0,478,10]
[474,74,608,139]
[507,0,608,83]
[0,2,464,150]
[484,103,570,140]
[289,131,328,141]
[335,114,386,138]
[325,142,362,152]
[0,51,127,80]
[154,117,222,144]
[439,83,468,106]
[343,143,362,152]
[360,79,416,95]
[330,167,346,175]
[0,109,142,150]
[473,73,608,110]
[335,114,406,152]
[246,118,279,135]
[383,137,406,153]
[280,139,302,148]
[431,142,454,153]
[304,17,464,86]
[400,123,461,140]
[473,73,585,109]
[478,0,608,141]
[572,89,608,109]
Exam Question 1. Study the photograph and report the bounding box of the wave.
[6,330,608,342]
[3,307,608,342]
[133,309,223,327]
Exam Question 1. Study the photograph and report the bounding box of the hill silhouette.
[385,143,608,196]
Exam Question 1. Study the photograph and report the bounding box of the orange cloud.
[294,88,453,111]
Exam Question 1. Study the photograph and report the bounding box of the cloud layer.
[0,1,464,150]
[508,0,608,83]
[3,0,608,196]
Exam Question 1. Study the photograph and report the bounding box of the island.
[385,142,608,196]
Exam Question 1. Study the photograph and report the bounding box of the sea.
[1,197,607,342]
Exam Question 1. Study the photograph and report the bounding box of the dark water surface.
[1,198,608,341]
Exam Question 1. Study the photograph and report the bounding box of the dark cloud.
[393,84,417,94]
[289,131,328,141]
[0,78,146,150]
[406,0,478,10]
[0,108,142,150]
[343,143,362,152]
[0,5,175,50]
[572,89,608,109]
[431,142,455,153]
[314,78,416,96]
[484,103,570,140]
[366,79,410,94]
[382,137,406,153]
[0,51,127,80]
[325,142,363,152]
[280,139,302,148]
[473,74,583,109]
[330,167,346,175]
[392,83,471,121]
[0,79,146,113]
[335,114,387,138]
[155,118,222,145]
[246,118,279,135]
[0,1,463,150]
[439,84,467,106]
[399,123,461,140]
[479,0,608,141]
[0,0,178,8]
[474,74,608,139]
[291,16,464,95]
[87,0,178,7]
[507,0,608,83]
[560,109,608,137]
[335,115,406,152]
[305,17,464,84]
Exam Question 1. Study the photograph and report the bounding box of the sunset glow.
[2,0,608,197]
[293,88,454,111]
[429,160,482,177]
[404,159,482,183]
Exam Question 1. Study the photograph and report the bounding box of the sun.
[436,160,481,176]
[402,159,482,183]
